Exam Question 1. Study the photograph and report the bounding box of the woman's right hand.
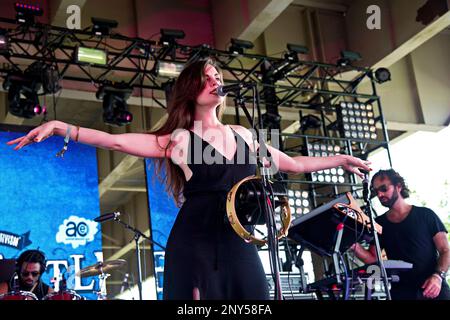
[6,120,57,150]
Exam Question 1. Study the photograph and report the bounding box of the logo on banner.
[0,230,32,250]
[56,216,99,249]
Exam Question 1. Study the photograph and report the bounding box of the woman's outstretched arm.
[6,120,171,159]
[231,125,371,177]
[267,145,371,178]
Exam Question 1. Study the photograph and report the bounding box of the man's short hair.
[371,169,410,198]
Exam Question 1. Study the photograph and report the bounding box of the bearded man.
[351,169,449,300]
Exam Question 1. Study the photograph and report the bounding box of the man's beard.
[20,278,37,290]
[381,189,399,208]
[20,281,33,290]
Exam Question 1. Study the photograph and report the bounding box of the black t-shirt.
[375,206,448,288]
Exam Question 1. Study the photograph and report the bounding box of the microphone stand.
[112,215,166,300]
[362,174,391,300]
[234,84,283,300]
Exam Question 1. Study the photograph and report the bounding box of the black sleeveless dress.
[163,128,270,300]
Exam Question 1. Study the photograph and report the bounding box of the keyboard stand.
[332,223,345,286]
[294,246,309,294]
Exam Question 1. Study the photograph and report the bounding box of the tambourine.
[226,175,291,246]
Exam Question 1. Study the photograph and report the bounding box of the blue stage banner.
[0,128,103,300]
[145,158,179,300]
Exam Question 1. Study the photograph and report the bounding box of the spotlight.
[91,17,118,36]
[284,43,309,62]
[96,83,133,126]
[26,61,61,94]
[75,46,107,65]
[229,38,254,55]
[306,142,347,184]
[300,114,322,132]
[0,29,9,54]
[287,189,312,218]
[154,61,184,78]
[287,43,309,55]
[374,68,391,83]
[159,29,185,46]
[3,73,45,119]
[337,101,377,140]
[14,2,43,24]
[337,50,361,67]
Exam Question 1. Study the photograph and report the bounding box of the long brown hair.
[151,58,226,206]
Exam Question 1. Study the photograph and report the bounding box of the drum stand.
[111,216,166,300]
[95,266,110,300]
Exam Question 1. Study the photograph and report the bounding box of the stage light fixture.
[154,61,184,78]
[229,38,254,55]
[26,61,61,94]
[0,29,9,54]
[374,68,391,84]
[14,2,43,24]
[75,46,107,65]
[284,43,309,62]
[159,29,185,46]
[287,189,311,218]
[306,142,347,184]
[91,17,118,36]
[96,83,133,126]
[299,114,322,132]
[287,43,309,55]
[337,50,361,67]
[3,73,45,119]
[338,101,377,140]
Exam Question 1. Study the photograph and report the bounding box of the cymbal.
[76,259,127,278]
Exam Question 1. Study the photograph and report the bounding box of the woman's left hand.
[341,155,372,178]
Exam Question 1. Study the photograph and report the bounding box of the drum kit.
[0,291,39,300]
[0,259,127,301]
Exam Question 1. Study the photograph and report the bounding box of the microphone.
[120,273,129,293]
[216,82,255,97]
[362,170,370,201]
[94,212,120,223]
